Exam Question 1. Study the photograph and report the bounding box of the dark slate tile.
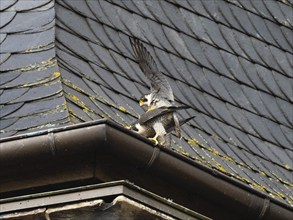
[0,71,21,86]
[57,28,98,64]
[118,0,141,14]
[217,2,244,31]
[190,88,219,117]
[280,27,293,53]
[244,111,277,145]
[0,68,56,89]
[280,125,293,150]
[251,39,282,73]
[56,4,98,43]
[0,0,17,11]
[220,51,253,87]
[169,54,195,84]
[83,81,115,109]
[185,63,214,94]
[277,2,293,27]
[0,33,7,44]
[58,52,104,87]
[264,19,292,53]
[198,114,230,142]
[87,19,118,52]
[11,80,63,104]
[0,8,54,33]
[6,96,65,119]
[277,99,293,128]
[89,43,125,78]
[261,93,290,127]
[200,17,233,53]
[1,28,54,53]
[31,0,54,12]
[1,48,55,71]
[109,51,141,83]
[266,142,293,169]
[176,82,203,111]
[0,12,16,29]
[231,5,261,39]
[0,87,29,104]
[264,0,288,27]
[0,53,11,65]
[219,26,249,59]
[238,58,269,92]
[202,43,234,79]
[205,95,237,127]
[231,129,263,156]
[256,65,287,101]
[132,14,161,48]
[183,0,210,19]
[145,19,177,54]
[88,61,127,95]
[241,86,270,117]
[182,35,215,70]
[5,109,69,131]
[85,0,112,26]
[199,0,225,24]
[113,73,143,101]
[159,0,191,35]
[61,69,97,97]
[269,47,293,78]
[10,0,51,11]
[152,48,183,82]
[233,31,263,65]
[0,103,23,118]
[227,105,256,136]
[62,0,96,20]
[249,0,274,21]
[85,62,116,90]
[144,0,175,28]
[247,11,279,47]
[204,69,235,105]
[0,117,18,130]
[180,8,213,45]
[131,0,156,19]
[116,6,147,40]
[64,86,100,121]
[105,28,133,58]
[99,0,128,31]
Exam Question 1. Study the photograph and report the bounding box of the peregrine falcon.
[129,37,182,138]
[129,37,174,109]
[129,105,190,145]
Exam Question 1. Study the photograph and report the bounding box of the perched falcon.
[128,105,190,145]
[129,37,182,138]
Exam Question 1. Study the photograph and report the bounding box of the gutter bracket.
[259,198,270,219]
[47,132,56,156]
[144,146,160,169]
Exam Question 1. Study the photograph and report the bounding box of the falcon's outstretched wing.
[129,37,174,102]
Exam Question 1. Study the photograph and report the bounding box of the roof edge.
[0,120,292,219]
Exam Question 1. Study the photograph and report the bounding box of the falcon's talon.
[148,137,159,145]
[146,108,155,112]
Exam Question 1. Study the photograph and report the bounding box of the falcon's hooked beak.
[139,97,147,106]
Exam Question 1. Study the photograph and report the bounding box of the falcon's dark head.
[139,94,152,107]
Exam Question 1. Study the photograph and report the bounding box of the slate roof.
[0,0,292,209]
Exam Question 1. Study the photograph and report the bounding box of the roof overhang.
[0,120,292,219]
[0,180,209,220]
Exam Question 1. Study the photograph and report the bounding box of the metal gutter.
[0,120,292,220]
